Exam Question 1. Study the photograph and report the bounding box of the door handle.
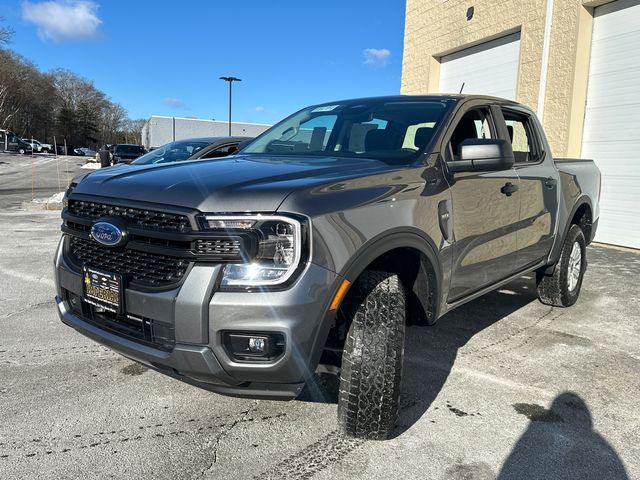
[545,177,557,189]
[501,182,519,197]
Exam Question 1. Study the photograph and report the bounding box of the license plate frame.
[82,265,124,314]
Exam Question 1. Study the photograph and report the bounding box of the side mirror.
[448,138,515,173]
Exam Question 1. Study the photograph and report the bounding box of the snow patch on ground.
[22,191,65,210]
[32,191,65,204]
[81,162,101,170]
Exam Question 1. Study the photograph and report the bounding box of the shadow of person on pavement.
[497,392,629,479]
[392,274,539,438]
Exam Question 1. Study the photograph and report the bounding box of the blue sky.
[1,0,407,124]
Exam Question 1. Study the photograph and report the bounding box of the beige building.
[402,0,640,248]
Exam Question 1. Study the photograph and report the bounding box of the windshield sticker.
[312,105,339,113]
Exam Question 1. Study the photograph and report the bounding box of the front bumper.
[54,235,339,399]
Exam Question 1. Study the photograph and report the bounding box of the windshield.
[241,99,452,165]
[132,140,210,165]
[115,145,145,155]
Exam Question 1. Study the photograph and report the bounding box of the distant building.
[141,116,271,149]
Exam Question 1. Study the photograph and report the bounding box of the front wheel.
[337,270,406,440]
[537,224,586,307]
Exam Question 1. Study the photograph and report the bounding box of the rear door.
[443,102,521,301]
[497,106,559,270]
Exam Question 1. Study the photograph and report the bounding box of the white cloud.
[254,106,265,113]
[22,0,101,42]
[363,48,391,68]
[163,97,188,109]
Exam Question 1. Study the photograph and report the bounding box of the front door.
[444,105,521,302]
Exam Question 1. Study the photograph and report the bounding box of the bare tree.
[0,16,13,46]
[0,44,143,146]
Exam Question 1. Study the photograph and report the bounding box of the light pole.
[219,76,242,136]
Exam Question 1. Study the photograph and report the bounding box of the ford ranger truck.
[55,95,600,440]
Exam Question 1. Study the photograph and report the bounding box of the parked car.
[111,144,147,164]
[22,139,52,153]
[74,147,97,156]
[55,95,600,440]
[4,132,33,154]
[132,137,251,165]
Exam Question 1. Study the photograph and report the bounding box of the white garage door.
[439,32,521,99]
[582,0,640,249]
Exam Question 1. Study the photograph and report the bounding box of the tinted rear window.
[116,145,145,154]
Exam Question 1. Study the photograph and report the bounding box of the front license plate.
[82,266,123,314]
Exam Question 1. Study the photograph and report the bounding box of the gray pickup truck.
[54,95,600,439]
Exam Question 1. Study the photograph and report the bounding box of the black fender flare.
[547,195,593,271]
[338,227,442,288]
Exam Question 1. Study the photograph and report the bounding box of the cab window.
[448,108,493,161]
[502,109,541,163]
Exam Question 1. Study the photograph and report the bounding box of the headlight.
[201,214,309,288]
[62,182,77,208]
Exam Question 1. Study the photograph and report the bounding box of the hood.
[72,154,395,212]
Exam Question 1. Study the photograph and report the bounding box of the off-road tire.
[537,224,586,307]
[337,270,406,440]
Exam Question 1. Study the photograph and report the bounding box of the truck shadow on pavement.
[394,274,540,438]
[300,275,539,410]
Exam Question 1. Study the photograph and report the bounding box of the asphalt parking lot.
[0,156,639,479]
[0,152,86,209]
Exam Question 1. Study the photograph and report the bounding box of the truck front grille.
[194,238,241,255]
[68,236,190,288]
[68,200,191,233]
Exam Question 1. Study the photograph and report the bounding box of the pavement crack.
[201,401,258,476]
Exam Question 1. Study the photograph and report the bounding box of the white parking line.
[17,157,63,168]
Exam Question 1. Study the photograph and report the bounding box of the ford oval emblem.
[91,221,124,247]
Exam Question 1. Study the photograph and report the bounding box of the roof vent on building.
[466,6,474,21]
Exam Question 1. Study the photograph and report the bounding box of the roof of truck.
[312,94,520,106]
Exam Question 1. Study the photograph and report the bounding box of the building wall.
[401,0,610,157]
[141,116,271,149]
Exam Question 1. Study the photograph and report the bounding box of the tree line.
[0,19,144,149]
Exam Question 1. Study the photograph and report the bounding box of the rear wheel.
[537,224,586,307]
[337,270,405,440]
[18,148,25,155]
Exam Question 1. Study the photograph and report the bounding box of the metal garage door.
[439,32,521,99]
[582,0,640,249]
